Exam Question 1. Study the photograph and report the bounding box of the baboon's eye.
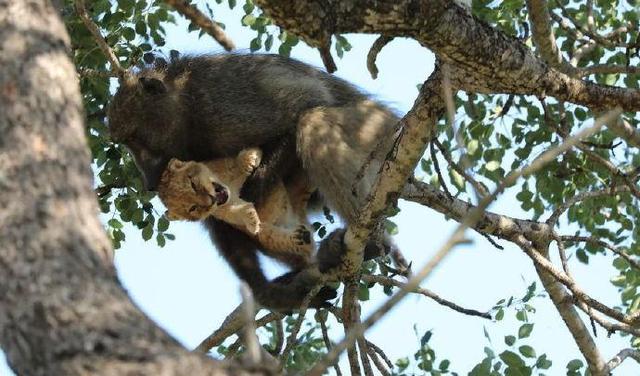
[189,205,197,213]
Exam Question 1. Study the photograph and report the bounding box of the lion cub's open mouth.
[212,182,229,206]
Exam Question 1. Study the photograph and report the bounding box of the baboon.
[108,53,398,310]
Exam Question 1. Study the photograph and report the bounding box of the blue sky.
[1,2,636,375]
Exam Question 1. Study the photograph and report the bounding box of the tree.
[0,0,639,375]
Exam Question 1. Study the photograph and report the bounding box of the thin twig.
[365,344,391,376]
[318,43,337,73]
[357,337,374,376]
[605,348,640,373]
[74,0,124,77]
[239,283,261,364]
[224,337,242,359]
[430,141,453,200]
[77,67,117,79]
[560,235,640,271]
[268,318,284,356]
[366,340,394,370]
[367,35,393,79]
[515,235,639,326]
[480,233,505,250]
[318,311,343,376]
[280,284,323,364]
[579,64,640,77]
[362,274,491,319]
[164,0,235,51]
[574,299,640,337]
[553,233,573,278]
[433,139,489,198]
[195,305,282,353]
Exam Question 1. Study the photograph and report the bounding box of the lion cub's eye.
[189,205,197,213]
[190,181,197,191]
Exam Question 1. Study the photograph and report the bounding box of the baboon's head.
[107,70,187,190]
[157,159,230,221]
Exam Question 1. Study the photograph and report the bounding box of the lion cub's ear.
[167,158,185,170]
[164,210,181,221]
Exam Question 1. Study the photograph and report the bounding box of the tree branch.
[524,240,607,374]
[164,0,235,51]
[74,0,124,77]
[605,348,640,373]
[525,0,574,73]
[361,274,491,319]
[560,235,640,271]
[255,0,640,111]
[366,35,393,79]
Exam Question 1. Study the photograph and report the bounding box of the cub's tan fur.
[157,148,314,269]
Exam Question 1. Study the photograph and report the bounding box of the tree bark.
[0,1,241,374]
[255,0,640,111]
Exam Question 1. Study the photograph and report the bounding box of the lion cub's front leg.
[222,202,261,235]
[255,224,314,268]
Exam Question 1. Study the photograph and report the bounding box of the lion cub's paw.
[243,207,261,235]
[238,148,263,175]
[293,225,312,245]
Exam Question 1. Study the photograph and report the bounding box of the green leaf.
[505,335,516,346]
[157,216,169,232]
[518,345,536,358]
[241,14,256,26]
[156,233,166,247]
[566,359,583,371]
[495,308,505,320]
[358,283,370,301]
[243,0,255,14]
[265,34,273,51]
[518,323,534,338]
[499,350,525,368]
[439,359,450,371]
[485,160,501,171]
[122,27,135,41]
[396,357,410,372]
[536,354,552,369]
[135,20,147,35]
[141,224,153,241]
[108,218,123,229]
[250,36,262,51]
[384,219,399,235]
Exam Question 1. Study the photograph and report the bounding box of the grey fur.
[107,53,399,309]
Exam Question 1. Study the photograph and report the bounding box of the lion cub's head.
[157,159,230,221]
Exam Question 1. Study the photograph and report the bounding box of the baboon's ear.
[139,77,166,95]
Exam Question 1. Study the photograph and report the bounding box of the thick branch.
[256,0,640,111]
[0,1,242,374]
[526,242,607,375]
[525,0,573,73]
[341,67,445,276]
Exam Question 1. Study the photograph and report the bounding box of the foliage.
[63,0,640,373]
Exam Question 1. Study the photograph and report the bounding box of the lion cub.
[157,148,314,268]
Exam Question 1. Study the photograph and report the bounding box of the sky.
[1,2,636,375]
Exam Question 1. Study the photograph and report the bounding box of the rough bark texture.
[255,0,640,111]
[0,1,241,374]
